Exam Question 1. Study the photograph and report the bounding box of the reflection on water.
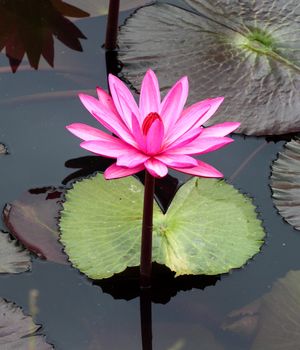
[1,1,300,349]
[0,291,53,349]
[28,289,40,350]
[140,289,152,350]
[0,0,88,72]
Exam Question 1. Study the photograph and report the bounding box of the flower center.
[142,112,161,135]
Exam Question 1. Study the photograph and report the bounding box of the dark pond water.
[1,2,300,349]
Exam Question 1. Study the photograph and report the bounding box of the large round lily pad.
[60,174,264,279]
[0,297,53,349]
[118,1,300,135]
[271,137,300,230]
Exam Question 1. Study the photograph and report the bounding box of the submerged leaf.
[0,297,53,349]
[3,187,68,264]
[118,1,300,135]
[222,298,261,337]
[222,270,300,348]
[0,231,31,274]
[60,174,264,279]
[0,143,7,155]
[154,322,224,350]
[251,270,300,350]
[271,137,300,230]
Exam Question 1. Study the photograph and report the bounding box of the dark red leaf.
[3,187,68,264]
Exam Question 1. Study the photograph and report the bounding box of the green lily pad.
[271,136,300,230]
[0,231,31,274]
[118,1,300,136]
[0,297,53,349]
[59,174,264,279]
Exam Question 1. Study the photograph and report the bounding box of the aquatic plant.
[63,70,265,287]
[66,70,239,179]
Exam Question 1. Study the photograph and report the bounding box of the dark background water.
[1,4,300,350]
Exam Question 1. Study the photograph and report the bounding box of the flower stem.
[104,0,120,50]
[140,171,155,288]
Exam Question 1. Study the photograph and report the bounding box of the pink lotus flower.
[67,70,240,179]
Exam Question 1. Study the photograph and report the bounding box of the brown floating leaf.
[118,1,300,136]
[0,297,54,349]
[271,136,300,230]
[0,231,31,274]
[3,187,68,264]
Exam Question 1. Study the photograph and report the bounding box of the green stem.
[104,0,120,50]
[140,171,155,288]
[243,41,300,73]
[267,50,300,74]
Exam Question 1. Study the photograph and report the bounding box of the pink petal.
[66,123,113,141]
[131,113,146,151]
[108,74,140,129]
[80,139,135,158]
[96,87,118,115]
[181,97,224,127]
[117,151,149,168]
[79,93,136,146]
[79,93,108,117]
[145,118,164,155]
[159,76,189,132]
[171,160,223,178]
[104,163,144,179]
[171,137,234,155]
[91,109,137,148]
[155,153,198,168]
[200,122,240,137]
[164,127,203,151]
[169,97,223,141]
[145,159,168,178]
[139,69,160,119]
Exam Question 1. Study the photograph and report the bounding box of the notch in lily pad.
[60,174,264,282]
